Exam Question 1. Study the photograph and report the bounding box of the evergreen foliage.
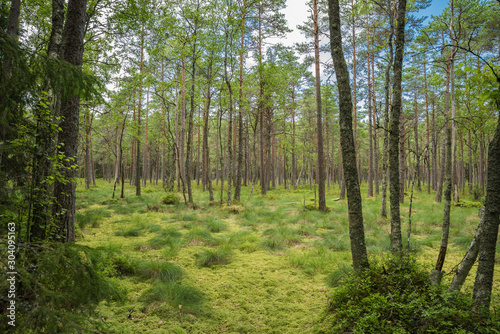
[0,243,125,333]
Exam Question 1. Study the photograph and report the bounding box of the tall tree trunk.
[143,90,149,186]
[329,0,368,271]
[372,54,379,195]
[258,5,266,195]
[84,110,92,189]
[351,0,358,150]
[52,0,87,243]
[414,90,421,191]
[472,101,500,311]
[424,61,431,194]
[389,0,407,253]
[224,22,233,206]
[381,12,394,218]
[431,112,452,285]
[367,44,373,198]
[180,50,187,188]
[135,27,144,197]
[432,98,437,191]
[234,4,246,201]
[291,85,297,189]
[186,22,199,204]
[399,111,405,203]
[314,0,326,211]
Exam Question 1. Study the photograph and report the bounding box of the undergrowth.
[0,243,125,333]
[315,256,500,334]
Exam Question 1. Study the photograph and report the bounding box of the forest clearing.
[1,0,500,332]
[74,180,497,333]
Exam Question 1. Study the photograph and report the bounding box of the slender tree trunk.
[258,6,266,195]
[424,61,431,194]
[314,0,326,211]
[186,22,198,204]
[329,0,368,271]
[389,0,407,253]
[381,14,394,218]
[448,210,484,293]
[372,55,379,195]
[366,12,373,198]
[234,5,246,201]
[143,90,149,186]
[399,111,405,203]
[180,50,187,187]
[224,21,233,206]
[291,85,297,190]
[414,91,421,191]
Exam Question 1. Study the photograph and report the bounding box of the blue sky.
[416,0,449,19]
[279,0,450,47]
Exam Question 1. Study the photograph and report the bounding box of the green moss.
[70,179,499,334]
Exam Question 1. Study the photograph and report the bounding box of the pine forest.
[1,0,500,332]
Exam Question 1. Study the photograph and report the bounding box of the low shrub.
[454,200,483,208]
[159,193,180,205]
[315,256,500,334]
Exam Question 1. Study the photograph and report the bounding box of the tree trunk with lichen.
[52,0,87,243]
[389,0,407,253]
[328,0,368,271]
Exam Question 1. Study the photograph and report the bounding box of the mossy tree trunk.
[328,0,368,271]
[389,0,407,253]
[472,90,500,311]
[53,0,87,243]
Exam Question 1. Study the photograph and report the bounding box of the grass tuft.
[136,260,184,283]
[195,246,233,267]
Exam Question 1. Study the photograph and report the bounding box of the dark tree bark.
[53,0,87,243]
[47,0,65,59]
[30,0,66,242]
[389,0,407,253]
[314,0,326,211]
[328,0,368,271]
[448,208,484,293]
[6,0,20,38]
[472,95,500,311]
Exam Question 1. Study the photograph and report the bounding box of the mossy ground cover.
[75,180,499,333]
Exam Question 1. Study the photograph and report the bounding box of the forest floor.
[75,179,499,333]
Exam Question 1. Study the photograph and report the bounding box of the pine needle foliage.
[0,243,125,333]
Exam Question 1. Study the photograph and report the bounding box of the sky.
[277,0,450,47]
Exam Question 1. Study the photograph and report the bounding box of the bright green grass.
[76,179,499,333]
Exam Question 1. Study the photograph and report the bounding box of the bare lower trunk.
[448,208,484,292]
